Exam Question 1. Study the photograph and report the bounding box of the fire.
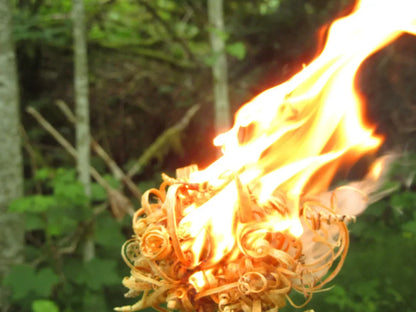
[184,0,416,265]
[116,1,416,311]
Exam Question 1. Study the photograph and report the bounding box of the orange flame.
[179,0,416,267]
[114,2,416,311]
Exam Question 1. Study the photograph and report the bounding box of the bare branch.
[19,124,43,193]
[127,104,200,178]
[26,106,135,219]
[55,100,142,199]
[26,107,77,157]
[55,99,76,123]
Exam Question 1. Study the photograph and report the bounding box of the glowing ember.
[116,1,416,311]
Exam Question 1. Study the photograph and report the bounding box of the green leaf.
[351,280,380,299]
[9,195,57,213]
[53,180,88,207]
[364,199,387,217]
[202,53,218,67]
[91,182,107,201]
[380,180,401,192]
[45,199,92,237]
[304,2,315,15]
[46,207,78,236]
[390,191,416,212]
[4,266,58,300]
[84,258,120,290]
[34,168,52,181]
[83,291,108,311]
[32,299,60,312]
[259,0,280,15]
[54,168,77,183]
[226,42,246,60]
[65,256,119,290]
[25,246,43,263]
[34,268,59,297]
[324,285,349,309]
[62,258,85,285]
[3,265,36,300]
[207,27,229,41]
[94,213,125,248]
[24,213,45,231]
[175,21,199,39]
[403,220,416,234]
[103,174,121,189]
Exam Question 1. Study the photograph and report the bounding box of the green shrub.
[3,168,129,312]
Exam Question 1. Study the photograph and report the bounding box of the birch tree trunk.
[0,0,25,309]
[208,0,231,135]
[72,0,94,261]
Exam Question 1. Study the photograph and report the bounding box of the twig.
[127,104,200,178]
[55,100,142,199]
[19,124,43,193]
[26,107,77,157]
[26,106,134,218]
[55,99,76,123]
[27,106,105,186]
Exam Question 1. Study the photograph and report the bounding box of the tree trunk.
[0,0,25,310]
[72,0,94,261]
[208,0,231,136]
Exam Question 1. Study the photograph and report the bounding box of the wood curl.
[115,175,357,312]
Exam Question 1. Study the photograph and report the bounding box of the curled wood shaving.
[115,174,351,312]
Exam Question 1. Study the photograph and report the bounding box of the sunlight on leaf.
[226,42,246,60]
[32,300,60,312]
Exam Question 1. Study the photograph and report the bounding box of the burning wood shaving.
[115,172,351,312]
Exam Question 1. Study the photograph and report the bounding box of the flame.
[179,0,416,267]
[115,1,416,311]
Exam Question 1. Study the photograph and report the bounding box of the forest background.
[1,0,416,311]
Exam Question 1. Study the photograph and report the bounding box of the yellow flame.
[179,0,416,266]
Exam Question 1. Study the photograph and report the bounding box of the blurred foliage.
[3,168,128,311]
[12,0,72,45]
[4,0,416,311]
[284,153,416,312]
